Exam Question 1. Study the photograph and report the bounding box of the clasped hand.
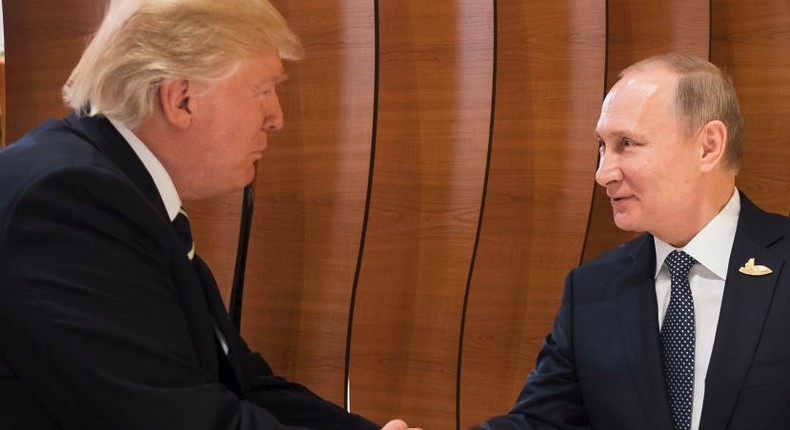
[382,418,423,430]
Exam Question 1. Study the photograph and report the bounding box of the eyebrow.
[595,129,647,142]
[257,72,288,90]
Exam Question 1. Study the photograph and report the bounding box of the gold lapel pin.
[739,258,773,276]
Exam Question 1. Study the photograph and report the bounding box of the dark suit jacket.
[475,195,790,430]
[0,114,379,430]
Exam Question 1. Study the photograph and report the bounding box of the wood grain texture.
[711,0,790,214]
[5,1,790,427]
[458,1,605,427]
[582,0,710,262]
[2,0,105,144]
[346,1,493,427]
[232,0,376,406]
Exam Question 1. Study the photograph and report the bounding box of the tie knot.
[172,208,195,259]
[666,250,696,280]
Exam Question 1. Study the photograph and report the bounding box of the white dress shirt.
[654,188,740,430]
[109,119,182,220]
[109,119,228,354]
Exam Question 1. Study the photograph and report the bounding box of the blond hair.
[63,0,303,128]
[621,53,743,172]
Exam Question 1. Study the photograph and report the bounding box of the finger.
[381,419,408,430]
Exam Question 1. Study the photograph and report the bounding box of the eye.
[623,137,637,146]
[597,139,606,157]
[616,137,639,151]
[254,85,275,98]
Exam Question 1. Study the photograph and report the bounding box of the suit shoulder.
[0,120,127,209]
[739,196,790,250]
[0,120,141,225]
[1,118,108,170]
[575,233,652,274]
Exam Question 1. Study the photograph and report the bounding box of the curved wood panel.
[458,1,606,427]
[3,0,104,143]
[582,0,710,262]
[347,1,493,427]
[8,0,788,425]
[710,0,790,214]
[184,193,241,301]
[226,1,375,405]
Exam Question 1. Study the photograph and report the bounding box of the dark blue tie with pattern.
[660,250,697,430]
[171,208,237,389]
[172,208,195,260]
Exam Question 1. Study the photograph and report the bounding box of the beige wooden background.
[3,1,789,429]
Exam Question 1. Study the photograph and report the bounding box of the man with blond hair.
[474,53,790,429]
[0,1,415,429]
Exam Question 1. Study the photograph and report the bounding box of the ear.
[159,79,194,130]
[699,120,728,173]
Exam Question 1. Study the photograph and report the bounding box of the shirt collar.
[109,118,182,222]
[654,188,741,280]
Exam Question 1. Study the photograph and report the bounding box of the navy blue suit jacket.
[476,195,790,429]
[0,114,378,430]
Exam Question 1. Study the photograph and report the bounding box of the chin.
[240,172,256,188]
[613,216,642,233]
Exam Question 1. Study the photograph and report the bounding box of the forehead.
[596,68,678,136]
[229,48,286,83]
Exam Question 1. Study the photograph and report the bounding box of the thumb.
[381,419,409,430]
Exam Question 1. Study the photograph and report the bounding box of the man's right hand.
[381,418,424,430]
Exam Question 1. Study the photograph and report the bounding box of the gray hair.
[621,53,743,171]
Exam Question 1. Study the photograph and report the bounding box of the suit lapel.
[699,197,785,430]
[63,113,168,219]
[617,235,674,430]
[193,255,246,395]
[169,256,221,378]
[63,113,233,389]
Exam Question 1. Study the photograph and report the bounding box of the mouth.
[252,147,266,158]
[609,195,635,207]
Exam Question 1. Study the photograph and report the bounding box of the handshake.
[382,419,422,430]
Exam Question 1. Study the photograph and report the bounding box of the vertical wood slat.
[184,191,241,305]
[226,0,375,405]
[582,0,710,262]
[347,1,493,427]
[2,0,104,144]
[458,1,605,426]
[4,1,790,427]
[711,0,790,214]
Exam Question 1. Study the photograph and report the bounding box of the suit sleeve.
[470,271,591,430]
[0,167,311,430]
[236,341,379,430]
[189,256,380,430]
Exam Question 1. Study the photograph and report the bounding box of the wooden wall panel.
[226,1,376,405]
[184,193,241,303]
[458,1,605,427]
[711,0,790,214]
[5,1,790,428]
[582,0,710,262]
[2,0,104,144]
[347,1,493,427]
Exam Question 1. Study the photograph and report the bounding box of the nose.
[263,90,284,131]
[594,146,622,187]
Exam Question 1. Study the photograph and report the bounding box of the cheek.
[620,156,650,188]
[229,107,262,137]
